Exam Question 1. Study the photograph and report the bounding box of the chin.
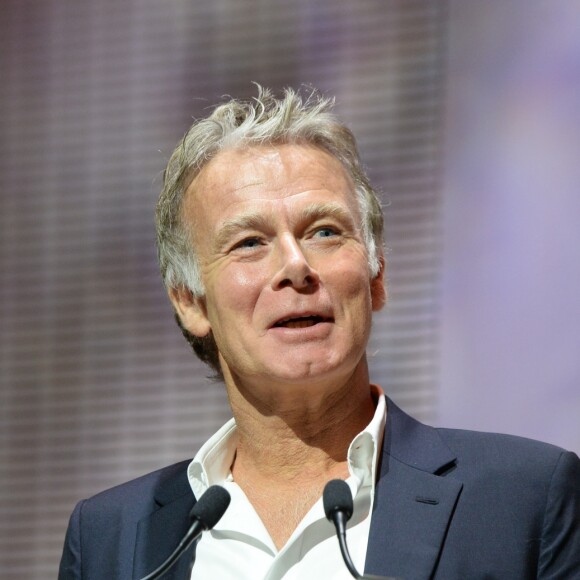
[260,356,355,386]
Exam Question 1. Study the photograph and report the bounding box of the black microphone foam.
[189,485,231,530]
[323,479,353,521]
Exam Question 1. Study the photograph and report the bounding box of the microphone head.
[323,479,353,521]
[189,485,231,530]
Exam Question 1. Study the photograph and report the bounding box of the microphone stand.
[324,479,402,580]
[140,520,204,580]
[139,485,231,580]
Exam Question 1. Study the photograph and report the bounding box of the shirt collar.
[347,384,386,492]
[187,384,386,499]
[188,419,237,499]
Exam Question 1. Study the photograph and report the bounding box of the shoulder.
[437,426,572,470]
[59,460,193,579]
[79,459,192,521]
[385,396,579,497]
[385,395,577,478]
[434,426,579,506]
[435,428,580,575]
[378,401,580,576]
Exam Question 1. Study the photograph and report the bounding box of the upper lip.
[270,310,334,328]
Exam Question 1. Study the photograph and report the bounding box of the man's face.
[175,144,385,391]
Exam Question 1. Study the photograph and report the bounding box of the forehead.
[182,144,358,225]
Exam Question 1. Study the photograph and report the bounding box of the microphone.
[323,479,401,580]
[323,479,359,578]
[140,485,231,580]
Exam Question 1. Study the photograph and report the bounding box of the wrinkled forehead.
[190,144,353,197]
[181,143,359,234]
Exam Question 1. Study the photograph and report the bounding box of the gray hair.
[156,85,384,376]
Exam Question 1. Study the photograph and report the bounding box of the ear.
[168,286,211,337]
[371,256,387,312]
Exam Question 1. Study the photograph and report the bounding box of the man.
[59,87,580,579]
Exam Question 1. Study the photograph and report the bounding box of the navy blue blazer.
[58,398,580,579]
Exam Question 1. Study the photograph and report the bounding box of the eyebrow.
[213,213,273,251]
[300,202,357,226]
[213,201,358,251]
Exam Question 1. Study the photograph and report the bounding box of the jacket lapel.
[365,398,463,579]
[132,462,197,580]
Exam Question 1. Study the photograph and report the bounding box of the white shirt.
[187,385,386,580]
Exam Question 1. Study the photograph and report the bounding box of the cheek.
[230,267,267,290]
[205,264,267,323]
[329,254,372,299]
[331,267,374,330]
[342,263,371,293]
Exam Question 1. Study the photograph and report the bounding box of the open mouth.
[273,315,331,329]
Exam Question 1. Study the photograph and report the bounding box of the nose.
[271,235,320,291]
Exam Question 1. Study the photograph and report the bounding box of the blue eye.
[315,227,338,238]
[235,237,262,250]
[243,238,260,247]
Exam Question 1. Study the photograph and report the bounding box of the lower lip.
[268,321,333,340]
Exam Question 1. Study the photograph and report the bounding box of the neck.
[223,360,376,550]
[226,360,376,482]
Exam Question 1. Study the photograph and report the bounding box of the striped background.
[2,1,579,578]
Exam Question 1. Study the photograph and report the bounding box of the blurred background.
[1,1,579,577]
